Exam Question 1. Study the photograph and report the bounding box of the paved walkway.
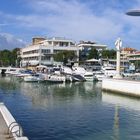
[0,112,13,140]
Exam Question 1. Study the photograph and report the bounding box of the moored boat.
[46,74,66,83]
[94,71,106,81]
[23,74,44,82]
[84,71,94,82]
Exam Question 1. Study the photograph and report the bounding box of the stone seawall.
[102,78,140,97]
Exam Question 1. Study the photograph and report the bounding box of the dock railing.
[0,102,28,140]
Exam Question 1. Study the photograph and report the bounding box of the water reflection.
[102,91,140,111]
[0,76,20,92]
[0,76,102,109]
[19,81,102,108]
[102,91,140,140]
[113,105,120,140]
[2,76,140,140]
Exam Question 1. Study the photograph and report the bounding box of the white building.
[77,41,107,61]
[127,51,140,69]
[20,37,79,67]
[77,41,107,51]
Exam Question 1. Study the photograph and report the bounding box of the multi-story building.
[77,40,107,51]
[20,37,79,67]
[127,51,140,69]
[127,51,140,61]
[121,47,137,60]
[77,41,107,61]
[119,47,140,70]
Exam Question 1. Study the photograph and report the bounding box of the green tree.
[54,51,64,62]
[54,51,76,65]
[101,49,116,59]
[88,48,98,59]
[0,49,11,66]
[11,48,20,66]
[0,48,20,67]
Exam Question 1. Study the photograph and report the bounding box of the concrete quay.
[0,103,28,140]
[0,111,13,140]
[102,78,140,97]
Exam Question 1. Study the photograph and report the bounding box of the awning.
[86,58,99,62]
[36,65,47,68]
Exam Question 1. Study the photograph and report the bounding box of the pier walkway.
[0,103,28,140]
[0,112,13,140]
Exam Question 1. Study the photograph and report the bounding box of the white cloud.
[11,0,124,42]
[0,33,26,50]
[1,0,140,49]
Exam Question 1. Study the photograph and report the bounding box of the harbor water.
[0,76,140,140]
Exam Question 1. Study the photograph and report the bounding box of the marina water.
[0,76,140,140]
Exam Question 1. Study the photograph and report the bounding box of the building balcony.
[21,60,39,66]
[43,53,54,56]
[21,53,40,58]
[129,57,140,61]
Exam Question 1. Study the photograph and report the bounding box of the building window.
[41,56,51,61]
[54,50,59,53]
[59,42,69,46]
[41,49,51,54]
[23,49,39,55]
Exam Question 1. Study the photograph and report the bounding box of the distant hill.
[0,33,26,50]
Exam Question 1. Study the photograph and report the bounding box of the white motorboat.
[72,73,86,82]
[61,66,73,75]
[94,71,106,81]
[15,69,34,78]
[46,74,66,83]
[61,66,86,82]
[102,66,117,77]
[23,74,44,82]
[71,66,87,82]
[5,67,22,75]
[72,66,87,75]
[84,71,94,82]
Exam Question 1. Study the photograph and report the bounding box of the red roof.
[122,47,137,51]
[135,51,140,54]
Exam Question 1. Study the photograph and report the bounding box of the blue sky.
[0,0,140,50]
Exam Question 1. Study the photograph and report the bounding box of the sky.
[0,0,140,50]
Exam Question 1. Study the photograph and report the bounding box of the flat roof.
[78,43,107,48]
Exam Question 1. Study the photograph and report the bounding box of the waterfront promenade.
[0,112,13,140]
[0,103,28,140]
[102,78,140,97]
